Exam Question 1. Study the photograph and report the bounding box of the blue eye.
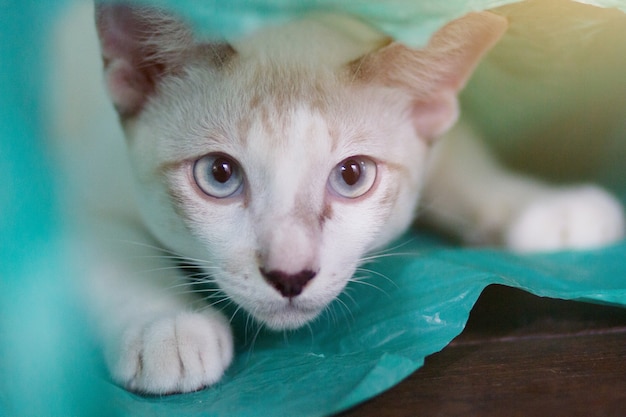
[193,154,244,198]
[328,156,377,199]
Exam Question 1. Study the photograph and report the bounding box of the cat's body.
[51,2,624,395]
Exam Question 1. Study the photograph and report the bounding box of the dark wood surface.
[340,285,626,416]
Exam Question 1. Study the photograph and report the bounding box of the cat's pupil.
[212,158,233,183]
[341,159,361,186]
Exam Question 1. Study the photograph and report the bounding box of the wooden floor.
[340,285,626,416]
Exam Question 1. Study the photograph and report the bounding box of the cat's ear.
[351,12,507,141]
[95,4,235,119]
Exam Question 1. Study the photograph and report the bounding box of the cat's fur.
[51,2,624,395]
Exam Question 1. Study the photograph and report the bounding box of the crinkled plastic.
[2,1,626,416]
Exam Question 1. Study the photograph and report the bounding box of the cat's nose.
[260,268,317,298]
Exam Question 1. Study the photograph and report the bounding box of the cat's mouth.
[207,265,347,330]
[252,300,325,330]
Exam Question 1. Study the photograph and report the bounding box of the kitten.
[51,2,624,395]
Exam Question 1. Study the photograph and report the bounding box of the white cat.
[51,2,624,395]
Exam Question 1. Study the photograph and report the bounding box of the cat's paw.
[110,311,234,395]
[505,186,624,253]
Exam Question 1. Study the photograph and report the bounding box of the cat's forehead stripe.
[236,112,252,147]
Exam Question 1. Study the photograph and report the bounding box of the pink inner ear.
[97,5,146,65]
[412,91,459,142]
[351,12,507,142]
[105,60,153,117]
[96,5,162,118]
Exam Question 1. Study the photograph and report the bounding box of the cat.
[50,2,624,395]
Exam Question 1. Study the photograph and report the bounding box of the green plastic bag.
[2,1,626,416]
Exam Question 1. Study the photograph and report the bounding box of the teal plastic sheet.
[3,1,626,416]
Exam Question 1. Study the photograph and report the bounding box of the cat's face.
[96,6,506,329]
[128,49,427,330]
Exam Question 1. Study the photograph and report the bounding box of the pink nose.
[260,268,317,298]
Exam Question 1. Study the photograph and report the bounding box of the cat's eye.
[193,154,244,198]
[328,156,377,199]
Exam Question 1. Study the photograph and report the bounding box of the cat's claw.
[505,185,625,253]
[110,311,234,395]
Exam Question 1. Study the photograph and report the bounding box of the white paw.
[505,186,624,253]
[110,311,234,395]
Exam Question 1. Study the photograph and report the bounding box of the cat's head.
[96,5,506,330]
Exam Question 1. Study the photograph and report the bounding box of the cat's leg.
[421,122,625,251]
[79,220,233,395]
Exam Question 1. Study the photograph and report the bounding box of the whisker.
[303,321,314,345]
[354,267,399,290]
[339,286,358,307]
[359,251,423,263]
[244,309,258,346]
[115,239,185,256]
[173,288,224,297]
[365,237,417,257]
[324,303,338,327]
[115,239,216,266]
[333,296,355,324]
[349,278,392,297]
[247,318,265,352]
[169,279,217,288]
[188,291,212,307]
[229,304,244,325]
[206,296,234,309]
[134,265,203,275]
[194,297,235,319]
[112,239,225,297]
[121,254,213,264]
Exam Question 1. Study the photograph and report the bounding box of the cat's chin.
[252,303,324,331]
